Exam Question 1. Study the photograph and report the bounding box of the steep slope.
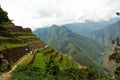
[0,22,45,71]
[89,20,120,46]
[11,46,109,80]
[34,25,102,66]
[0,11,45,72]
[89,20,120,73]
[0,6,110,80]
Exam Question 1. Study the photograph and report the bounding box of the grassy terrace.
[0,40,43,50]
[0,30,43,50]
[10,32,32,35]
[21,54,34,65]
[32,46,78,71]
[17,35,37,39]
[0,43,27,50]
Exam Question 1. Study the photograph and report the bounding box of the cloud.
[1,0,120,30]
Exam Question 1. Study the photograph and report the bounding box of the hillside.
[34,25,103,67]
[0,6,46,72]
[0,7,86,80]
[89,20,120,73]
[0,22,46,71]
[89,20,120,46]
[11,46,108,80]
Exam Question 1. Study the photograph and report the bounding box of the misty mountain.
[34,25,102,66]
[64,18,120,37]
[89,20,120,46]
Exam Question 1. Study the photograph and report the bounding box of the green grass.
[32,53,46,70]
[11,46,110,80]
[17,35,37,39]
[21,54,34,65]
[27,39,43,45]
[32,47,78,71]
[10,32,32,35]
[0,39,42,50]
[0,43,27,50]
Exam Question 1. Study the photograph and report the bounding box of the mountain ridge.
[34,25,103,67]
[89,20,120,46]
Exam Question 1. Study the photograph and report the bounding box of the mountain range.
[89,20,120,46]
[64,18,120,37]
[34,25,103,66]
[1,6,119,80]
[89,20,120,72]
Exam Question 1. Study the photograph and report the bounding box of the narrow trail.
[0,54,30,80]
[74,60,87,69]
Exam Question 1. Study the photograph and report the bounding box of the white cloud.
[1,0,120,30]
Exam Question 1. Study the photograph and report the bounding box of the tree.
[45,58,59,76]
[111,37,120,46]
[0,6,10,23]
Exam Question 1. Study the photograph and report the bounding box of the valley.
[0,4,120,80]
[34,25,103,68]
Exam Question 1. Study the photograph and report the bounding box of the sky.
[0,0,120,30]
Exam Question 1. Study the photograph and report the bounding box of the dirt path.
[0,54,29,80]
[74,60,87,69]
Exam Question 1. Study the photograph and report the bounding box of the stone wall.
[7,27,31,33]
[0,46,28,66]
[0,43,45,67]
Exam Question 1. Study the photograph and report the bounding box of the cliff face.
[0,22,45,67]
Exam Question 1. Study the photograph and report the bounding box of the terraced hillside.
[0,22,45,72]
[17,46,80,69]
[11,46,110,80]
[33,46,80,70]
[11,46,86,80]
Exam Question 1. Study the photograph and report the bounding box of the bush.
[0,65,8,72]
[11,65,110,80]
[0,7,10,23]
[11,65,44,80]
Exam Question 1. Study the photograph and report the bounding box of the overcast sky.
[0,0,120,30]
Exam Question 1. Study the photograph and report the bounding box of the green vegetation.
[32,46,78,71]
[10,32,32,35]
[21,54,34,65]
[17,35,37,39]
[0,33,42,50]
[11,65,111,80]
[89,20,120,46]
[0,39,42,50]
[0,65,9,73]
[33,25,102,67]
[11,46,110,80]
[0,6,10,23]
[109,37,120,78]
[0,43,26,50]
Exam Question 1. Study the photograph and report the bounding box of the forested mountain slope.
[34,25,102,66]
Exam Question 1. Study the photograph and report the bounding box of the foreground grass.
[11,65,110,80]
[10,46,111,80]
[32,46,78,71]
